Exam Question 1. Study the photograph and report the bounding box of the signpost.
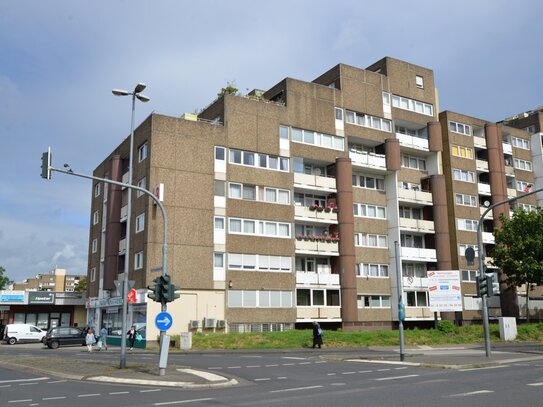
[428,270,463,312]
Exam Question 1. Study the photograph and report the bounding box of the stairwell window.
[138,142,148,162]
[416,75,424,89]
[134,251,144,270]
[135,213,145,233]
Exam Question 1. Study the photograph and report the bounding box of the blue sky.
[1,0,542,283]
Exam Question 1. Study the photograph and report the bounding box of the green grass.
[166,323,543,350]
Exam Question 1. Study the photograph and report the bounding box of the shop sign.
[28,292,55,304]
[0,290,25,304]
[86,296,124,309]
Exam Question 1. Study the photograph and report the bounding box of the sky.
[1,0,542,284]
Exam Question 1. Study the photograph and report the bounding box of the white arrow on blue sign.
[155,311,173,331]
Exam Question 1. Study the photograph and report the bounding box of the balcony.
[396,133,429,151]
[502,143,512,155]
[482,232,495,244]
[476,159,489,172]
[478,183,491,195]
[473,136,486,149]
[296,307,341,321]
[349,151,386,171]
[295,239,339,256]
[398,188,433,205]
[296,272,340,286]
[400,247,437,262]
[294,173,337,193]
[294,205,338,223]
[505,165,515,176]
[403,277,429,289]
[405,307,435,320]
[507,188,517,198]
[119,238,126,254]
[122,171,129,187]
[120,204,128,222]
[399,218,435,233]
[480,207,493,219]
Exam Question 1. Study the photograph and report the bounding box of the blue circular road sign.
[155,311,173,331]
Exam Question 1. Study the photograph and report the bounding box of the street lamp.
[112,83,149,369]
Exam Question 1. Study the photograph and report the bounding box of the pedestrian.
[127,326,136,350]
[99,326,108,351]
[85,328,96,352]
[312,321,323,349]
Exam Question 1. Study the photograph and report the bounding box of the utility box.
[180,332,192,350]
[499,317,517,341]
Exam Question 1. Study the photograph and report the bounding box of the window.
[138,142,148,162]
[90,267,96,282]
[457,218,478,231]
[461,270,477,282]
[514,159,532,171]
[228,217,291,239]
[405,291,428,307]
[214,180,225,196]
[229,148,289,172]
[353,203,386,219]
[344,110,392,132]
[279,125,289,140]
[352,174,385,190]
[355,233,387,248]
[511,137,530,150]
[136,177,146,197]
[401,233,424,248]
[215,146,226,160]
[91,239,98,253]
[94,183,101,197]
[335,107,343,121]
[391,95,434,116]
[214,216,225,230]
[455,193,477,207]
[415,75,424,89]
[214,252,224,268]
[228,254,291,272]
[452,145,473,159]
[515,202,537,212]
[93,210,99,225]
[264,188,290,205]
[449,121,471,136]
[356,263,389,277]
[289,126,345,151]
[357,295,391,308]
[402,263,426,278]
[399,206,422,220]
[516,180,532,192]
[296,288,340,306]
[228,290,292,308]
[134,251,144,270]
[401,154,426,170]
[453,169,475,183]
[135,213,145,233]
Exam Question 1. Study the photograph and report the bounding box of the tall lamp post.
[112,83,149,369]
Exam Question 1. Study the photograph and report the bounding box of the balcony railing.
[119,238,126,254]
[399,218,435,233]
[296,307,341,321]
[473,136,486,148]
[396,133,429,151]
[476,159,489,172]
[120,204,128,221]
[482,231,495,244]
[400,247,437,262]
[348,151,386,171]
[296,272,340,286]
[294,173,337,192]
[398,188,433,205]
[502,143,512,155]
[295,239,339,255]
[403,276,429,289]
[478,183,491,195]
[294,205,338,223]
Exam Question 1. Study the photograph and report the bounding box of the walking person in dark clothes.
[127,325,137,350]
[312,321,323,348]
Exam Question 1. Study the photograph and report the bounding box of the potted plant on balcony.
[316,206,324,212]
[332,206,339,213]
[309,204,319,211]
[296,234,305,240]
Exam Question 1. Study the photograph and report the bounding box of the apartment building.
[86,57,542,341]
[11,268,85,292]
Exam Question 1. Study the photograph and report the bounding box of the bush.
[436,320,457,334]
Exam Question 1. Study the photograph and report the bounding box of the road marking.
[47,380,67,384]
[298,362,311,365]
[270,385,323,393]
[0,385,12,388]
[330,383,346,386]
[242,355,262,358]
[19,383,39,386]
[78,394,101,397]
[246,365,261,368]
[528,382,543,386]
[254,378,271,381]
[0,377,49,384]
[358,370,372,373]
[42,396,66,400]
[375,374,419,381]
[140,389,162,392]
[154,398,215,405]
[109,391,130,395]
[449,390,494,397]
[177,368,228,382]
[8,400,32,404]
[208,367,222,370]
[342,372,356,375]
[327,373,337,376]
[315,361,327,364]
[377,368,391,371]
[227,366,241,369]
[282,363,295,366]
[277,377,287,380]
[282,357,306,360]
[459,365,508,372]
[265,364,278,367]
[394,367,408,370]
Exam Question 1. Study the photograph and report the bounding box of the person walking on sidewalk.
[99,326,108,351]
[86,328,96,352]
[312,321,323,348]
[127,326,137,350]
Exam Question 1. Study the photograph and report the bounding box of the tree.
[492,208,543,320]
[74,277,87,293]
[0,266,13,290]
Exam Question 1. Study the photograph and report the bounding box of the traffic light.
[41,148,52,180]
[162,273,180,303]
[476,275,494,297]
[147,275,165,304]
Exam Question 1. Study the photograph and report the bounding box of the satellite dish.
[483,200,491,207]
[314,168,322,176]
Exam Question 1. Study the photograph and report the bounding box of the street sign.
[155,311,173,331]
[427,270,463,312]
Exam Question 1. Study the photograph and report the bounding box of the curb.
[87,375,238,388]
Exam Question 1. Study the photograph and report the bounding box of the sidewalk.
[1,344,542,386]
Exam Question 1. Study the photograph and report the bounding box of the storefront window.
[14,313,26,324]
[37,313,49,329]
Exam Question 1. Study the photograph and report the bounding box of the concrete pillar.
[104,155,122,291]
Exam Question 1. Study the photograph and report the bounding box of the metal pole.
[477,186,543,357]
[394,241,405,361]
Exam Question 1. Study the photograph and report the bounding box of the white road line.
[78,394,101,397]
[277,377,287,380]
[154,398,215,406]
[394,367,408,370]
[282,363,295,366]
[330,383,346,386]
[449,390,494,397]
[282,357,306,360]
[208,367,222,369]
[8,400,33,404]
[342,372,356,375]
[19,383,39,386]
[227,366,241,369]
[528,382,543,386]
[358,370,372,373]
[47,380,67,384]
[0,377,49,384]
[0,385,12,388]
[299,362,311,365]
[327,373,337,376]
[265,364,278,367]
[375,374,419,381]
[246,365,261,368]
[315,361,327,364]
[459,365,508,372]
[140,389,162,393]
[254,378,271,381]
[42,396,66,400]
[109,391,130,395]
[242,355,262,358]
[270,385,323,393]
[377,368,391,371]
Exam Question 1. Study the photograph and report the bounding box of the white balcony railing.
[480,207,493,219]
[296,272,340,286]
[478,183,491,195]
[482,231,495,244]
[396,133,429,150]
[402,277,429,289]
[399,218,435,233]
[348,151,386,170]
[502,143,513,155]
[295,239,340,255]
[118,238,126,254]
[294,205,338,223]
[473,136,486,148]
[476,159,489,172]
[294,173,337,192]
[397,188,433,205]
[401,247,437,262]
[120,204,128,221]
[296,307,342,321]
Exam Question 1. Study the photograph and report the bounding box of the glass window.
[244,291,257,307]
[243,185,256,200]
[304,131,315,144]
[292,128,303,142]
[214,180,225,196]
[230,149,242,163]
[138,143,148,162]
[215,146,225,160]
[279,126,289,140]
[214,217,224,229]
[243,220,255,234]
[228,290,242,307]
[259,291,270,307]
[229,183,242,198]
[214,252,224,267]
[229,219,241,233]
[243,152,255,166]
[313,290,325,306]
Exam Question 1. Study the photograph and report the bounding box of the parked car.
[44,326,86,349]
[3,324,47,345]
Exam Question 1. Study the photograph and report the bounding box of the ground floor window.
[296,289,340,307]
[13,312,71,330]
[405,291,428,307]
[99,305,147,338]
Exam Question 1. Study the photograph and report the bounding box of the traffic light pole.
[477,186,543,357]
[47,164,169,372]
